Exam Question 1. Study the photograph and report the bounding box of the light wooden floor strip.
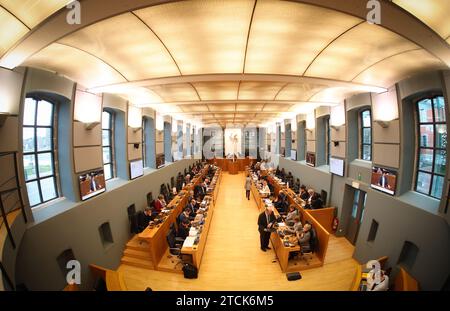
[118,172,358,290]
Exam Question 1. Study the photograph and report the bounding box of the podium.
[228,160,239,175]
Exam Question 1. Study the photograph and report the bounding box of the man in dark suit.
[137,207,153,232]
[257,207,276,252]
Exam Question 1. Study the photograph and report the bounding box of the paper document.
[278,223,286,227]
[183,236,196,248]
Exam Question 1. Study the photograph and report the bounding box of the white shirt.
[261,184,270,194]
[367,275,389,291]
[260,162,267,170]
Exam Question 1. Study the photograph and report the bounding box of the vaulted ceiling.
[1,0,449,127]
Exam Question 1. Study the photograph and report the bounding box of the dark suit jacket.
[258,211,276,232]
[137,211,151,231]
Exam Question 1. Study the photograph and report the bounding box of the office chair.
[171,177,175,188]
[166,229,186,268]
[299,227,318,265]
[170,222,177,236]
[146,192,153,207]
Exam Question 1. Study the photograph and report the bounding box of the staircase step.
[126,236,149,251]
[123,248,152,260]
[121,255,154,270]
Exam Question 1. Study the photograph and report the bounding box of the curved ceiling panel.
[134,0,254,75]
[0,7,28,57]
[208,104,235,112]
[147,83,199,102]
[23,43,127,88]
[309,87,359,103]
[192,81,239,100]
[0,0,67,28]
[393,0,450,40]
[59,13,180,81]
[306,23,418,81]
[353,49,446,87]
[245,0,361,75]
[275,82,326,101]
[238,81,285,100]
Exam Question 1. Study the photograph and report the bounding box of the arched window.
[102,110,114,180]
[23,97,58,207]
[415,96,446,198]
[360,109,372,161]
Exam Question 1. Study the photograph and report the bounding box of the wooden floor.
[118,172,358,290]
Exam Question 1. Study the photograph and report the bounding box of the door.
[345,189,367,245]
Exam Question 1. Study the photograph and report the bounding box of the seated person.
[304,189,315,208]
[310,193,323,209]
[179,208,192,224]
[285,215,303,235]
[186,198,198,216]
[284,205,298,226]
[274,193,288,214]
[154,194,166,213]
[260,160,267,170]
[299,185,309,200]
[259,180,271,197]
[137,207,153,232]
[293,179,301,193]
[177,218,191,240]
[297,223,312,249]
[366,270,389,291]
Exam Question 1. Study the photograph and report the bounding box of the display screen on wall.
[79,169,106,201]
[130,159,144,180]
[156,154,165,169]
[306,152,316,167]
[330,157,345,177]
[371,166,397,196]
[290,149,297,161]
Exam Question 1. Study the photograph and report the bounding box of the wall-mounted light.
[372,88,399,127]
[74,90,102,130]
[155,112,164,131]
[374,120,390,128]
[128,105,142,132]
[306,112,315,131]
[0,112,11,127]
[330,103,345,130]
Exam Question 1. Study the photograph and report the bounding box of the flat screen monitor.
[290,149,297,161]
[330,157,345,176]
[156,153,165,169]
[306,152,316,167]
[371,166,397,196]
[130,159,144,180]
[79,169,106,201]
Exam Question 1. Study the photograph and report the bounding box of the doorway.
[345,188,367,245]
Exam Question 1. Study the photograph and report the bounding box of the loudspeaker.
[333,141,339,147]
[286,272,302,281]
[133,143,139,149]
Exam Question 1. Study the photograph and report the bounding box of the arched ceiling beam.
[1,0,449,70]
[87,73,386,94]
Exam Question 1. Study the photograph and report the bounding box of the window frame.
[414,94,446,199]
[23,97,59,207]
[360,108,372,161]
[102,110,115,180]
[142,117,147,168]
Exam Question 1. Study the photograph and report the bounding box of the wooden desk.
[137,166,210,269]
[180,169,221,271]
[181,195,215,270]
[106,270,127,291]
[249,170,331,272]
[394,267,419,291]
[228,161,239,174]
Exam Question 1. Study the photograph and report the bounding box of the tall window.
[325,117,330,165]
[361,109,372,161]
[102,110,114,180]
[415,96,446,199]
[142,118,146,167]
[23,98,58,207]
